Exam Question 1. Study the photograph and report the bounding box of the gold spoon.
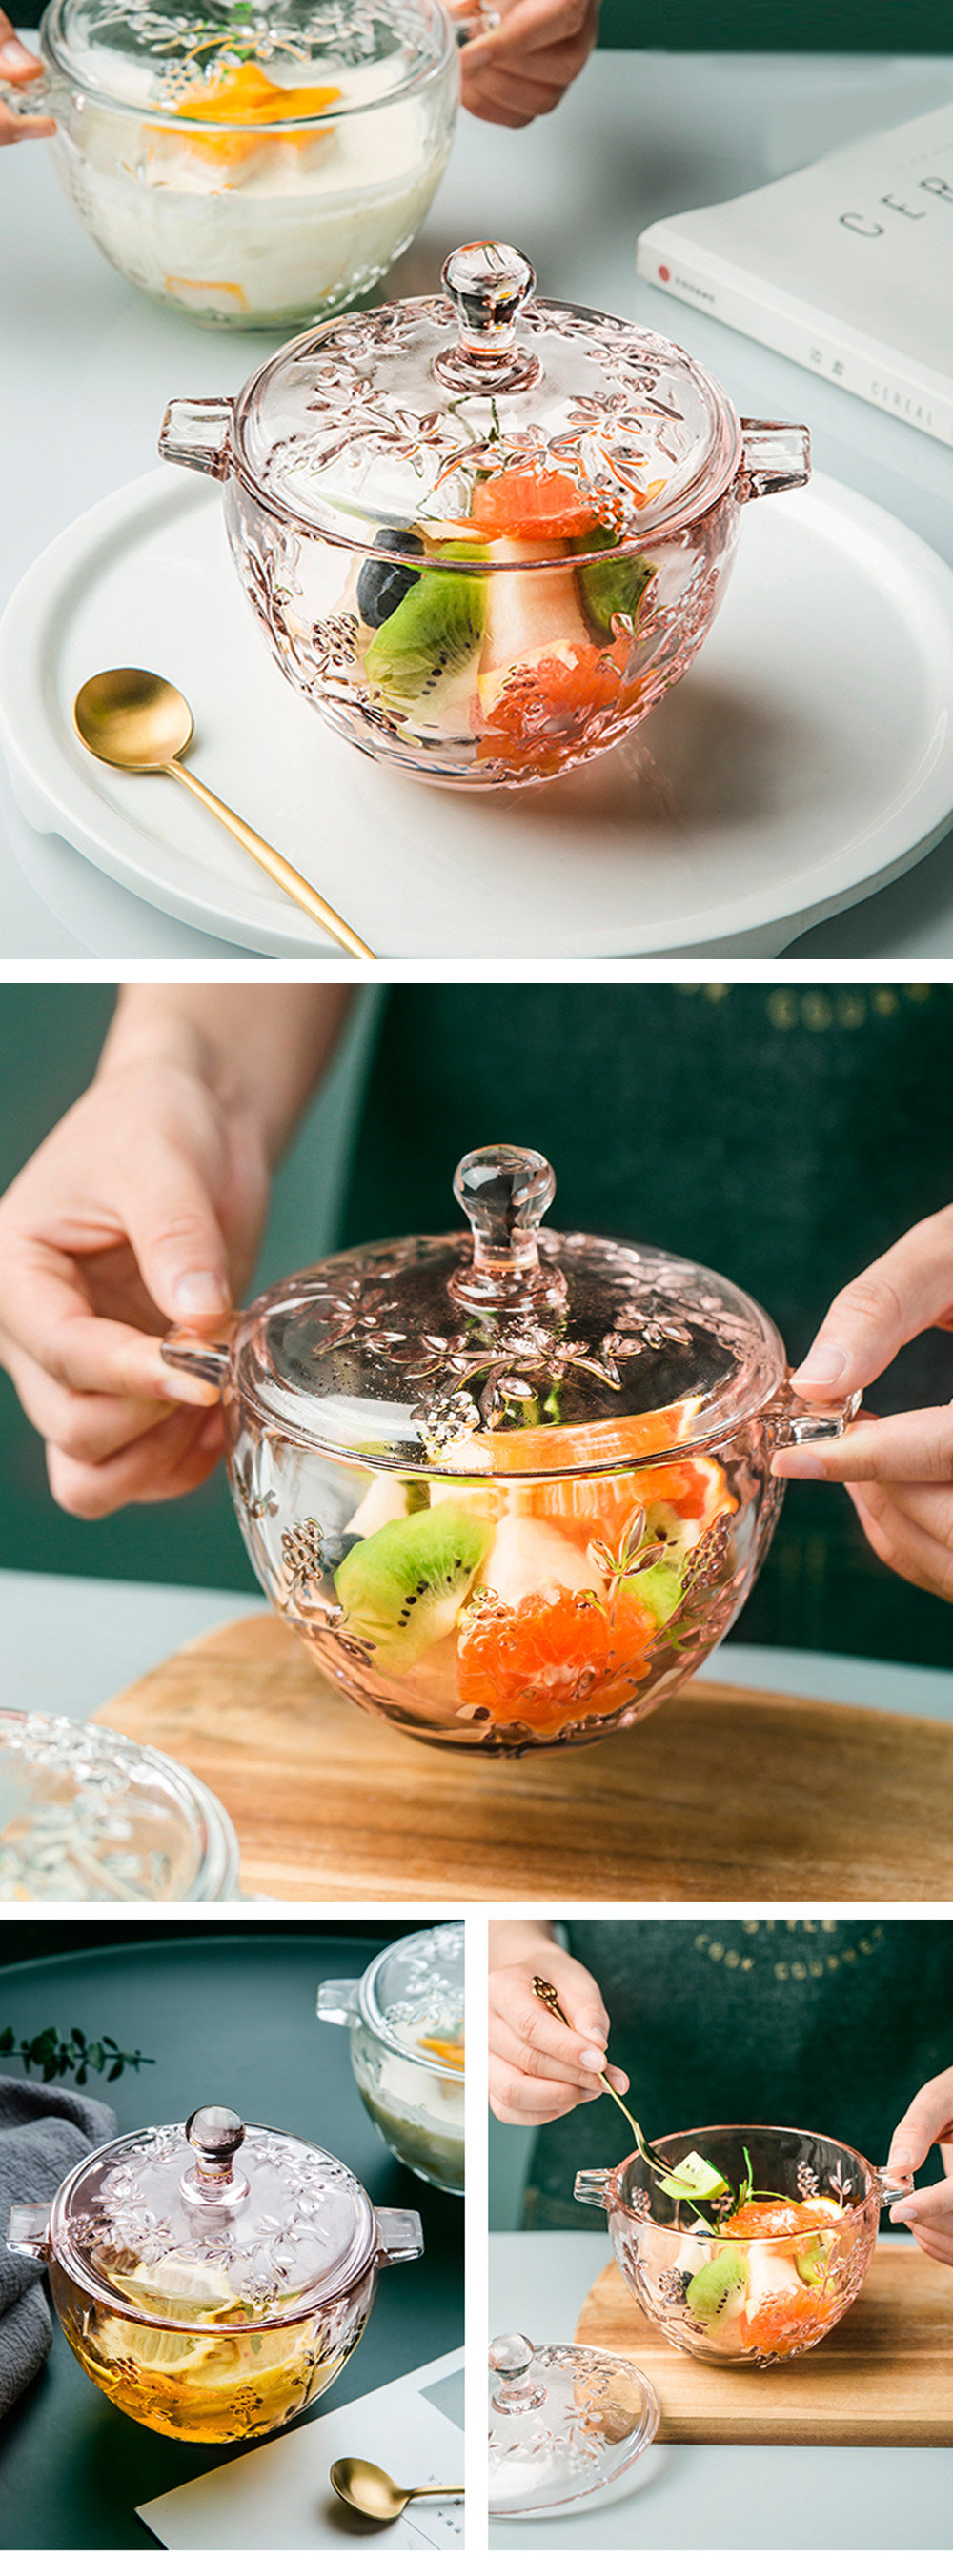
[72,668,375,958]
[330,2458,464,2524]
[532,1974,647,2152]
[532,1972,730,2205]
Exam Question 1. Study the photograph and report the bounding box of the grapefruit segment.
[456,1580,655,1733]
[470,467,602,544]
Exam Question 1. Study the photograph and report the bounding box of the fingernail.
[771,1449,828,1481]
[171,1272,230,1317]
[158,1367,218,1406]
[790,1340,849,1390]
[579,2047,606,2073]
[0,37,37,67]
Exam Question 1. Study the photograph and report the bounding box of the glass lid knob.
[181,2104,249,2209]
[489,2332,546,2414]
[451,1144,559,1309]
[436,242,541,393]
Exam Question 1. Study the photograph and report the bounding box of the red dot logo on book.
[659,265,670,282]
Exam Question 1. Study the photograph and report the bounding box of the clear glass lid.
[0,1708,238,1902]
[43,0,452,117]
[232,240,740,555]
[488,2332,659,2515]
[364,1922,464,2071]
[51,2106,377,2326]
[233,1141,785,1471]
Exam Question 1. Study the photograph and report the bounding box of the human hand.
[885,2072,953,2266]
[0,1050,272,1517]
[489,1939,629,2123]
[459,0,598,131]
[770,1205,953,1602]
[0,13,55,142]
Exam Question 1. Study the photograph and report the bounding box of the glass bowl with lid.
[0,1707,239,1900]
[574,2125,911,2370]
[318,1921,464,2193]
[159,237,810,782]
[2,0,458,327]
[161,1138,858,1757]
[7,2100,423,2440]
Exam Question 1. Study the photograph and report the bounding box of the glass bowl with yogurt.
[10,0,458,328]
[318,1922,464,2194]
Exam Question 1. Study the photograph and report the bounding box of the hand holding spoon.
[330,2458,464,2523]
[72,668,375,958]
[532,1976,727,2202]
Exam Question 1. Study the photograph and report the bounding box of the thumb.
[887,2071,953,2181]
[120,1133,233,1322]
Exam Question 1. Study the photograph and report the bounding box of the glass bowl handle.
[445,2,502,38]
[573,2165,615,2211]
[316,1978,359,2026]
[6,2202,52,2261]
[159,397,234,483]
[0,70,61,121]
[877,2164,914,2206]
[738,421,811,500]
[764,1377,862,1447]
[375,2206,424,2265]
[160,1320,235,1391]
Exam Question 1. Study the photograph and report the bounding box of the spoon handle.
[532,1975,644,2149]
[166,757,375,958]
[405,2485,465,2502]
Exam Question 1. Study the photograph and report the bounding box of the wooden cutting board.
[92,1614,953,1900]
[576,2244,953,2445]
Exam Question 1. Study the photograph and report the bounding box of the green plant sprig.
[0,2024,154,2086]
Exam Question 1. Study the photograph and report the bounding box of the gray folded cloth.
[0,2075,117,2419]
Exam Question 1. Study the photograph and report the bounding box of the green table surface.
[0,1930,464,2549]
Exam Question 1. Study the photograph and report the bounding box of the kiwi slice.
[335,1500,490,1678]
[575,529,655,640]
[795,2234,833,2288]
[618,1560,683,1631]
[364,544,487,718]
[658,2151,729,2201]
[686,2246,748,2326]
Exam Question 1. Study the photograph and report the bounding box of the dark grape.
[356,528,425,628]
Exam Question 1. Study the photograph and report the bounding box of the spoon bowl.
[330,2456,463,2523]
[72,668,193,771]
[71,665,375,956]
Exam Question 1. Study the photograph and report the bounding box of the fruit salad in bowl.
[575,2125,910,2368]
[162,1141,858,1757]
[11,0,457,327]
[160,238,811,782]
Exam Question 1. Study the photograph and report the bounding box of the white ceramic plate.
[2,467,952,957]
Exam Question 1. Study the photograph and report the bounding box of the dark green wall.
[14,3,952,42]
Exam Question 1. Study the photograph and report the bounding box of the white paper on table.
[137,2348,465,2551]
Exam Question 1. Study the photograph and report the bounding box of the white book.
[636,105,953,449]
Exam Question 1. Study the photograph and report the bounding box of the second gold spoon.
[72,667,375,958]
[331,2458,464,2523]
